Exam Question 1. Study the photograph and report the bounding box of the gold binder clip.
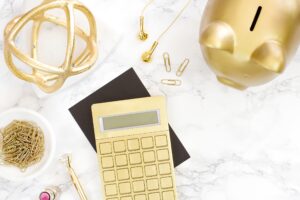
[176,58,189,77]
[161,79,182,86]
[138,16,148,41]
[163,52,171,72]
[142,41,159,62]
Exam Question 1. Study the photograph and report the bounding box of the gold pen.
[61,154,88,200]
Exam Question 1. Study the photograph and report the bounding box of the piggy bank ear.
[200,22,235,53]
[251,41,286,73]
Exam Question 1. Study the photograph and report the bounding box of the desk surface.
[1,0,300,200]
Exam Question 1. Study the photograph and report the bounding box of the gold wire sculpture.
[3,0,98,93]
[0,120,45,171]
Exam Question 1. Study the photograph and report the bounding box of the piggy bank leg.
[200,22,235,53]
[251,41,285,73]
[217,76,247,90]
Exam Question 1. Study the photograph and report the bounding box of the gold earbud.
[140,0,192,62]
[142,41,158,62]
[138,16,148,41]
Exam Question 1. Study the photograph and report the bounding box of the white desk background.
[1,0,300,200]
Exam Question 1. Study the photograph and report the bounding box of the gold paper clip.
[60,154,88,200]
[163,52,171,72]
[176,58,190,77]
[161,79,182,86]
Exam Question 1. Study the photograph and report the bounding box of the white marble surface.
[1,0,300,199]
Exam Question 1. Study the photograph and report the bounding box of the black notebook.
[69,68,190,167]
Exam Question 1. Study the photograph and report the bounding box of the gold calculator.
[92,96,177,200]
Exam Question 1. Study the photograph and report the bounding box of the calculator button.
[127,139,140,151]
[99,142,112,155]
[155,135,168,147]
[148,193,160,200]
[115,155,128,167]
[144,165,157,177]
[141,137,154,149]
[103,170,116,182]
[117,168,130,181]
[157,149,169,161]
[119,182,131,195]
[129,153,142,165]
[121,197,132,200]
[162,191,175,200]
[114,141,126,153]
[131,167,143,179]
[132,180,145,192]
[143,151,156,163]
[134,194,146,200]
[102,156,114,169]
[158,163,171,175]
[146,179,159,191]
[105,184,118,196]
[161,177,173,189]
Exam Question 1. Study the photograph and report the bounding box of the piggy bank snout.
[200,22,287,89]
[199,0,300,89]
[200,22,286,73]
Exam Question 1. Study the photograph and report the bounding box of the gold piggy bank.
[199,0,300,89]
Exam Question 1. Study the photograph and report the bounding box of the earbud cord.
[157,0,192,41]
[141,0,155,16]
[141,0,192,41]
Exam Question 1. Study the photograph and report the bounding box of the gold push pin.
[176,58,190,77]
[138,16,148,41]
[161,79,182,86]
[60,154,88,200]
[142,41,158,62]
[163,52,171,72]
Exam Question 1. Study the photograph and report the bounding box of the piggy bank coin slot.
[250,6,262,31]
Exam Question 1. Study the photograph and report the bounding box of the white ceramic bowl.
[0,108,55,182]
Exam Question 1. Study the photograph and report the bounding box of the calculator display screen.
[100,110,160,131]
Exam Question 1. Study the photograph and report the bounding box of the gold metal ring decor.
[3,0,98,93]
[200,0,300,90]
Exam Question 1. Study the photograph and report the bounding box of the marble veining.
[1,0,300,199]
